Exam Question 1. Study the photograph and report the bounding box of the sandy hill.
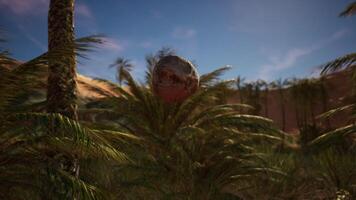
[3,61,120,101]
[76,74,120,99]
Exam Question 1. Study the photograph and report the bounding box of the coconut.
[152,55,199,103]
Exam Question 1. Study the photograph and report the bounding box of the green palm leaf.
[320,53,356,75]
[200,66,232,86]
[307,124,356,152]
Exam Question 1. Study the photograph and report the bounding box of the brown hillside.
[5,61,120,100]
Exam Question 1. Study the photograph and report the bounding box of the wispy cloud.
[17,24,46,51]
[76,3,93,19]
[100,38,126,52]
[139,41,153,49]
[150,10,162,19]
[330,29,349,40]
[0,0,93,18]
[259,48,312,80]
[0,0,48,15]
[258,29,350,80]
[172,27,197,39]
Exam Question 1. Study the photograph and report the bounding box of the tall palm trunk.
[47,0,77,120]
[46,1,80,197]
[264,87,269,117]
[278,88,286,131]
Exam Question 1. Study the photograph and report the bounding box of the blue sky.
[0,0,355,82]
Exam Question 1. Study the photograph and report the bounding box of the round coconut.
[152,55,199,103]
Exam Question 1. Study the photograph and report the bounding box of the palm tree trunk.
[238,85,243,103]
[46,1,79,197]
[281,104,286,130]
[295,104,301,129]
[320,79,331,129]
[279,89,286,131]
[47,0,77,120]
[264,88,269,117]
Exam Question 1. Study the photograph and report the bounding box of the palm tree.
[270,78,288,132]
[288,78,303,129]
[319,76,331,129]
[47,0,77,120]
[80,66,283,199]
[0,37,133,200]
[46,2,81,193]
[0,52,128,200]
[109,57,134,86]
[256,80,269,117]
[290,78,325,150]
[145,47,176,84]
[239,81,262,115]
[235,76,245,104]
[257,79,268,117]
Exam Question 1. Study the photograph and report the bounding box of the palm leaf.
[320,53,356,75]
[5,112,129,162]
[307,124,356,152]
[317,104,355,119]
[200,66,232,86]
[339,1,356,17]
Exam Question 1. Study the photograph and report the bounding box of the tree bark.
[264,88,269,117]
[47,0,77,120]
[46,1,79,198]
[279,89,286,132]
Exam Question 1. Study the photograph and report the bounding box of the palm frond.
[19,35,105,68]
[339,1,356,17]
[5,112,129,162]
[76,35,105,58]
[317,104,355,119]
[200,66,232,86]
[0,51,16,66]
[55,169,106,200]
[320,53,356,75]
[80,67,287,199]
[307,124,356,152]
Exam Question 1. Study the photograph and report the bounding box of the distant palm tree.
[288,78,302,128]
[236,76,245,104]
[257,79,268,117]
[145,47,176,85]
[109,57,133,86]
[263,80,270,117]
[270,78,288,132]
[319,76,331,129]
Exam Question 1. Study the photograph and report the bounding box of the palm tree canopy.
[109,57,133,85]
